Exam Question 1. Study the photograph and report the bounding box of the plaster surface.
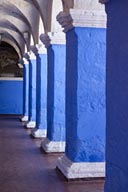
[105,1,128,191]
[47,44,66,142]
[65,27,106,163]
[0,79,23,114]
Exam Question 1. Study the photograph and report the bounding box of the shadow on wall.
[105,1,128,191]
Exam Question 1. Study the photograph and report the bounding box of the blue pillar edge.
[41,43,66,152]
[21,61,29,122]
[57,27,106,179]
[26,56,37,128]
[104,1,128,191]
[31,53,47,138]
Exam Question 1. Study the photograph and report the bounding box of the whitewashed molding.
[57,9,106,32]
[57,155,105,179]
[36,43,47,54]
[40,34,51,48]
[23,53,30,61]
[40,32,66,48]
[23,57,29,65]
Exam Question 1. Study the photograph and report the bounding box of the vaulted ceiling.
[0,0,104,59]
[0,0,64,59]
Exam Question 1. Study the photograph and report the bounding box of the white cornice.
[30,45,38,56]
[40,34,51,48]
[23,57,29,65]
[57,9,107,32]
[29,47,37,60]
[40,32,66,48]
[48,32,66,45]
[36,44,47,55]
[23,53,30,61]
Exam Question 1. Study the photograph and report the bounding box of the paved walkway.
[0,115,104,192]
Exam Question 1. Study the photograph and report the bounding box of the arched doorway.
[0,42,23,114]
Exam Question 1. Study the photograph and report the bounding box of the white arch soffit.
[0,20,26,42]
[11,0,40,44]
[38,16,45,43]
[0,14,30,33]
[31,0,48,33]
[51,0,63,32]
[0,15,30,39]
[32,0,63,32]
[0,20,30,50]
[0,1,38,44]
[61,0,73,12]
[0,28,25,54]
[2,37,22,58]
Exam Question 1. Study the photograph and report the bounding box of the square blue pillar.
[104,1,128,191]
[40,33,66,152]
[21,57,29,122]
[31,46,47,138]
[57,10,106,179]
[26,51,37,128]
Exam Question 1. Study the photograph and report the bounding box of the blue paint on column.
[23,63,29,117]
[47,44,66,141]
[36,54,47,130]
[105,1,128,191]
[0,80,23,114]
[65,27,106,162]
[28,59,37,122]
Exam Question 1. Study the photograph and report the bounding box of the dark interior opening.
[0,42,23,77]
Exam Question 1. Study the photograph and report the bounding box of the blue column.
[21,57,29,122]
[41,39,66,153]
[26,52,37,128]
[57,27,106,178]
[104,1,128,191]
[31,50,47,138]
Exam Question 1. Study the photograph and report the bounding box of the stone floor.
[0,115,104,192]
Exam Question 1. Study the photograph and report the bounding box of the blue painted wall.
[28,59,37,122]
[47,44,66,141]
[36,54,47,130]
[0,79,23,114]
[105,1,128,191]
[65,27,106,162]
[23,63,29,117]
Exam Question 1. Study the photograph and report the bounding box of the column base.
[25,121,36,129]
[41,138,65,153]
[31,128,47,138]
[20,116,28,122]
[56,155,105,179]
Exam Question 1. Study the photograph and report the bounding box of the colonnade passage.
[0,0,127,191]
[0,115,104,192]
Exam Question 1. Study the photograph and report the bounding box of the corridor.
[0,115,104,192]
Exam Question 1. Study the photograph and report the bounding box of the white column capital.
[23,57,29,65]
[40,34,51,48]
[30,45,38,56]
[40,33,66,48]
[36,44,47,55]
[99,0,109,4]
[28,47,37,60]
[57,8,106,32]
[23,53,30,61]
[48,32,66,45]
